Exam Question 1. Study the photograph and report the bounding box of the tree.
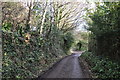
[53,2,88,33]
[87,2,120,61]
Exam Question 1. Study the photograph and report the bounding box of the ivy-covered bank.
[81,52,120,78]
[2,20,74,79]
[2,2,75,78]
[3,28,66,78]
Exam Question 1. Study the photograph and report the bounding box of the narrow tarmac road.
[38,51,89,78]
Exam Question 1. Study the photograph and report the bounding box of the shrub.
[81,52,120,78]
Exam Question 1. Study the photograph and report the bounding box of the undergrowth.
[81,51,120,78]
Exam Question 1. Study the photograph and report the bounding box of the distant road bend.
[37,51,90,79]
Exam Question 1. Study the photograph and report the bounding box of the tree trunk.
[40,2,47,35]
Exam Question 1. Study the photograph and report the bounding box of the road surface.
[37,51,89,79]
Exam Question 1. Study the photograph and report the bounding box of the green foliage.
[76,41,82,50]
[80,41,88,51]
[86,2,120,77]
[81,52,120,78]
[2,22,12,31]
[2,2,75,78]
[62,32,74,53]
[76,41,88,51]
[73,32,89,51]
[88,2,120,36]
[87,2,120,61]
[2,23,66,78]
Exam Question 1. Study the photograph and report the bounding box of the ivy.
[81,52,120,78]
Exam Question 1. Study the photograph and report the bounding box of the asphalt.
[37,51,90,79]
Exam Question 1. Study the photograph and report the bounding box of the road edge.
[78,57,93,78]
